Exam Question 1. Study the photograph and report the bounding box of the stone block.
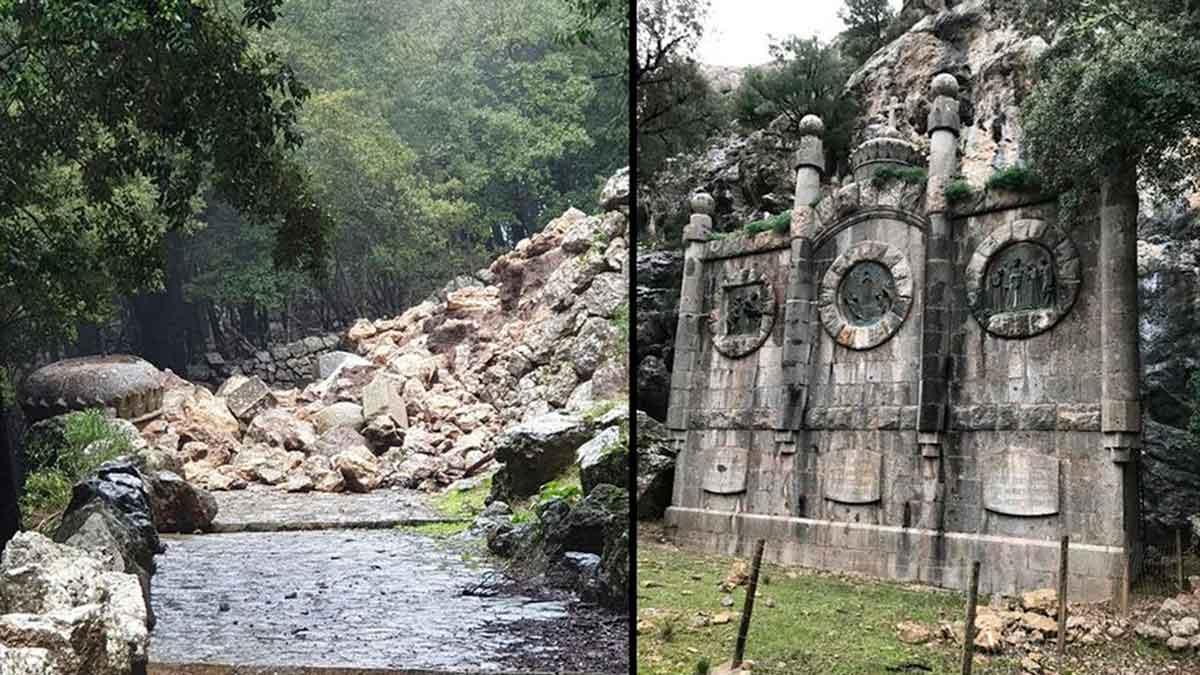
[224,375,275,422]
[361,373,408,428]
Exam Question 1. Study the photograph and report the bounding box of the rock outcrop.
[0,532,148,674]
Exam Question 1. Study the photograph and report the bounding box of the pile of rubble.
[898,584,1200,671]
[137,204,629,495]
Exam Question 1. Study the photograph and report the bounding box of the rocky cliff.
[639,0,1200,528]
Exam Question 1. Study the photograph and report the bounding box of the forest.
[0,0,628,378]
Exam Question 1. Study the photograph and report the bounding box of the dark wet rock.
[487,522,533,558]
[598,527,629,610]
[489,412,594,502]
[577,426,628,493]
[1141,419,1200,539]
[636,355,671,422]
[141,470,218,533]
[543,485,627,558]
[636,412,678,520]
[471,501,513,539]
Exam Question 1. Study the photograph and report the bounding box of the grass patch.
[582,399,622,424]
[741,211,791,237]
[637,537,1010,675]
[985,166,1042,193]
[20,409,132,534]
[872,166,927,188]
[398,521,471,538]
[945,179,975,204]
[432,475,492,520]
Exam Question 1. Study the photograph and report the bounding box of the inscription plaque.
[702,447,749,495]
[822,448,883,504]
[982,451,1060,517]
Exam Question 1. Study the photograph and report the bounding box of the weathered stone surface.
[19,355,164,423]
[361,372,408,427]
[577,426,627,493]
[312,401,365,435]
[636,413,676,520]
[223,375,275,422]
[0,532,148,674]
[142,470,218,533]
[333,446,383,493]
[244,407,317,452]
[315,351,368,380]
[490,412,594,501]
[599,166,629,212]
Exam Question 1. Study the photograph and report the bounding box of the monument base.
[665,507,1126,602]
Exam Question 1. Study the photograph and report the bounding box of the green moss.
[432,475,491,520]
[742,211,792,237]
[985,166,1042,193]
[398,521,471,538]
[944,179,974,204]
[871,166,927,187]
[583,400,621,424]
[20,409,131,534]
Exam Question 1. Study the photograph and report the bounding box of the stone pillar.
[665,193,714,432]
[917,73,960,459]
[778,115,825,437]
[1100,167,1141,462]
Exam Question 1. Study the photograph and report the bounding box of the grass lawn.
[637,532,1197,675]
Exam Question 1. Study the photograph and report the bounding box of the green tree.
[1019,0,1200,214]
[838,0,896,65]
[0,0,331,366]
[732,36,860,171]
[636,0,719,176]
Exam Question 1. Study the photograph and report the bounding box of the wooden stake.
[1057,535,1069,665]
[961,560,981,675]
[1177,528,1185,593]
[733,540,766,668]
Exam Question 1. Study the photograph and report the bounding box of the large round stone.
[20,355,164,423]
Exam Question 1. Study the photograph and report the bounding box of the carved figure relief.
[818,240,913,350]
[708,268,777,358]
[965,219,1080,338]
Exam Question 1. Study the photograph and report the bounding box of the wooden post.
[1057,536,1069,665]
[733,540,766,668]
[1119,550,1131,616]
[1177,529,1185,593]
[961,560,981,675]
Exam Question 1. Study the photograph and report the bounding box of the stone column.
[917,73,960,459]
[778,115,825,436]
[665,193,714,432]
[1100,167,1141,462]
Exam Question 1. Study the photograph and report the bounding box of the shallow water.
[149,529,572,671]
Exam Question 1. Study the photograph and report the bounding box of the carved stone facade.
[665,78,1140,602]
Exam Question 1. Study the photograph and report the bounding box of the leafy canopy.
[837,0,896,65]
[1019,0,1200,199]
[0,0,331,364]
[733,36,861,171]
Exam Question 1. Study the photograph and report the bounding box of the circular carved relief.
[818,241,913,350]
[965,219,1080,338]
[708,268,777,359]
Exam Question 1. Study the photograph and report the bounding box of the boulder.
[232,444,303,485]
[141,471,218,533]
[386,450,441,489]
[361,373,408,427]
[572,317,620,380]
[313,401,365,435]
[599,166,630,212]
[636,355,671,422]
[301,455,344,493]
[311,426,372,459]
[543,484,628,557]
[0,532,148,674]
[490,412,594,501]
[222,375,275,422]
[244,408,318,452]
[1020,588,1057,614]
[315,351,369,380]
[333,446,383,493]
[579,272,625,319]
[577,426,628,493]
[636,412,677,520]
[362,414,405,451]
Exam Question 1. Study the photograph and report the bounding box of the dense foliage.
[183,0,628,343]
[0,0,330,367]
[1019,0,1200,202]
[837,0,896,65]
[732,36,860,171]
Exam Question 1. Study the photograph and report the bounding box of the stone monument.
[664,75,1140,601]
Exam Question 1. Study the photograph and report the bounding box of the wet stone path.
[149,489,627,673]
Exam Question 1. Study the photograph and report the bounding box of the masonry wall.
[666,196,1133,601]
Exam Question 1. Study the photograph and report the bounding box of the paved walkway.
[149,488,627,674]
[209,487,448,532]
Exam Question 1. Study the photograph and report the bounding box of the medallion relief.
[818,240,913,350]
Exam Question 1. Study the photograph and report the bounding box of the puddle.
[149,529,577,671]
